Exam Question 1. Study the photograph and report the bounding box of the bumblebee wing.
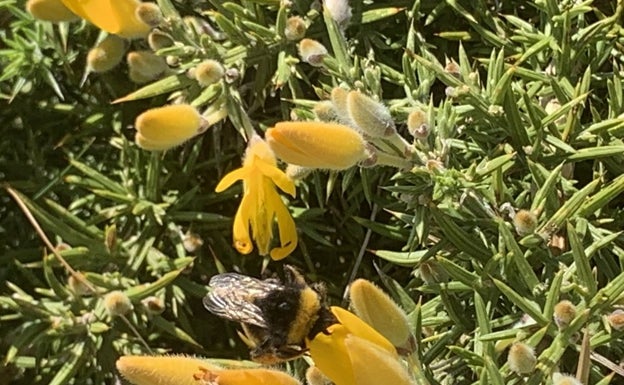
[203,273,282,328]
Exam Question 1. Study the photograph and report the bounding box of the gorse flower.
[265,122,367,170]
[61,0,151,39]
[307,307,411,385]
[134,104,206,151]
[215,136,297,260]
[116,355,301,385]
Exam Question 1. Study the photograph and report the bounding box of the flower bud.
[116,355,220,385]
[284,16,306,41]
[127,50,168,84]
[607,309,624,331]
[141,296,165,315]
[182,231,204,253]
[324,0,352,28]
[417,260,448,284]
[193,59,225,87]
[552,373,582,385]
[134,104,206,151]
[298,38,327,67]
[67,273,90,296]
[346,91,396,137]
[407,109,429,140]
[265,121,367,170]
[313,100,339,122]
[104,290,132,316]
[513,210,538,236]
[135,2,162,27]
[349,279,411,349]
[27,0,78,22]
[553,300,576,329]
[87,35,127,73]
[507,342,536,374]
[147,29,174,51]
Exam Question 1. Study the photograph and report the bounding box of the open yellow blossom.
[60,0,150,39]
[308,307,410,385]
[116,355,301,385]
[265,122,367,170]
[215,136,297,260]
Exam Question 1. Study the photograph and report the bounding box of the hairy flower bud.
[324,0,352,28]
[135,2,162,27]
[192,59,225,87]
[349,279,411,349]
[266,121,367,170]
[284,16,306,41]
[104,291,132,316]
[298,38,327,67]
[507,342,536,374]
[127,50,168,84]
[513,209,538,236]
[607,309,624,331]
[407,109,429,140]
[553,300,576,329]
[87,35,127,73]
[27,0,78,22]
[346,91,396,137]
[147,29,174,51]
[552,373,582,385]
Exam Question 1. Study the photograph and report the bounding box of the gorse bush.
[1,0,624,384]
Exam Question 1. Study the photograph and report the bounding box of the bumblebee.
[203,265,337,364]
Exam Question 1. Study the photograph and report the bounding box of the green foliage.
[2,0,624,384]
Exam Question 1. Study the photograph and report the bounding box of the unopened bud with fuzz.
[407,109,429,140]
[141,296,165,315]
[134,104,206,151]
[266,121,367,170]
[349,279,411,348]
[116,355,220,385]
[148,30,174,51]
[298,38,327,67]
[284,16,306,41]
[513,209,538,236]
[135,2,162,27]
[313,101,338,122]
[507,342,536,374]
[104,290,132,316]
[346,91,396,138]
[127,50,168,84]
[552,373,582,385]
[553,300,576,329]
[87,35,127,73]
[607,309,624,331]
[193,60,224,87]
[324,0,352,28]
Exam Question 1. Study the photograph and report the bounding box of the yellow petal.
[244,135,276,167]
[232,200,253,255]
[269,189,297,260]
[116,355,219,385]
[60,0,150,38]
[345,335,412,385]
[265,122,367,170]
[134,104,202,151]
[308,324,356,385]
[249,180,273,256]
[26,0,79,22]
[256,159,295,197]
[201,368,301,385]
[330,307,397,356]
[215,167,248,192]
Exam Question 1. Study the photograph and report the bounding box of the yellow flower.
[60,0,150,39]
[116,355,219,385]
[265,122,367,170]
[307,307,411,385]
[26,0,79,22]
[134,104,206,151]
[215,136,297,260]
[116,355,301,385]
